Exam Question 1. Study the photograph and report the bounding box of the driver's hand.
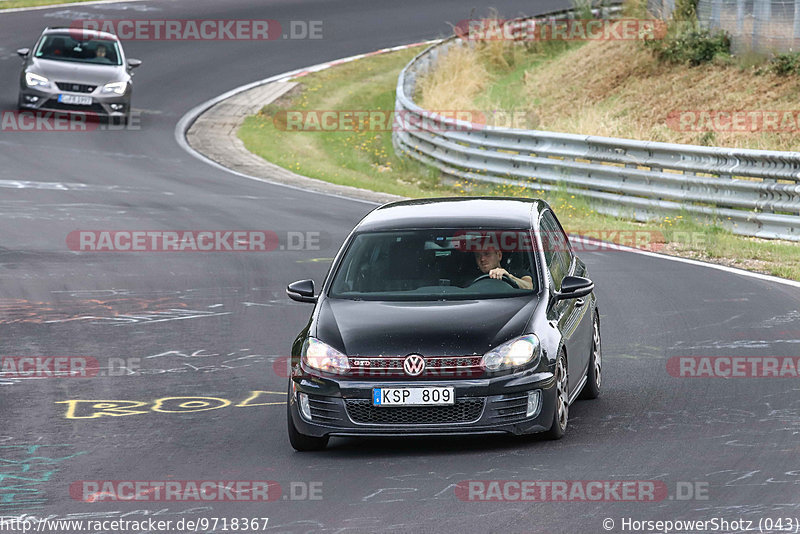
[489,267,508,280]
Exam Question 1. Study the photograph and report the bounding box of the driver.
[95,44,111,63]
[473,248,533,290]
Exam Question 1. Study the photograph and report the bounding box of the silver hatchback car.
[17,27,142,122]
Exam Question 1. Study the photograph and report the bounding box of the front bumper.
[19,86,130,117]
[289,370,557,437]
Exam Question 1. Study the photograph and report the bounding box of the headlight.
[102,81,127,95]
[25,72,49,88]
[302,338,350,374]
[481,334,541,371]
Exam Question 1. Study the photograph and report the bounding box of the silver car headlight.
[101,81,127,95]
[25,72,50,88]
[302,338,350,374]
[481,334,541,371]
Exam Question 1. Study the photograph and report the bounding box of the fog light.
[24,95,39,103]
[526,390,541,418]
[298,392,312,421]
[109,103,124,111]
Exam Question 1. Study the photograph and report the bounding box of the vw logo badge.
[403,354,425,376]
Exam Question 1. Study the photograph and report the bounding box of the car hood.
[28,58,126,85]
[315,296,539,357]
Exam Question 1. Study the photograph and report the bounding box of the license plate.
[58,94,92,106]
[373,387,454,406]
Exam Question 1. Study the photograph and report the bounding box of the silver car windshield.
[34,35,122,65]
[329,229,538,301]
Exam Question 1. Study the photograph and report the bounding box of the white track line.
[571,236,800,288]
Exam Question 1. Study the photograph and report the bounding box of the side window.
[540,211,572,291]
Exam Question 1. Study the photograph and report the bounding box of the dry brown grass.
[522,39,800,149]
[421,36,800,150]
[416,44,492,111]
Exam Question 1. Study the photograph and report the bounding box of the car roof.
[42,27,120,41]
[355,197,548,232]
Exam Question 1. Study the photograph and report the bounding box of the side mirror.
[287,279,317,303]
[17,48,30,58]
[555,276,594,300]
[127,58,142,69]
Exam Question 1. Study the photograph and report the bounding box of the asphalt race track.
[1,1,799,532]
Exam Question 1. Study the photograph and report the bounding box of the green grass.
[238,46,800,281]
[0,0,96,9]
[239,48,454,199]
[474,41,586,113]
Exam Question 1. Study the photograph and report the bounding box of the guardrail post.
[663,0,675,20]
[710,0,722,30]
[736,0,746,35]
[794,0,800,45]
[752,0,771,52]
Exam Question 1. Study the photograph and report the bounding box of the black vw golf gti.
[285,198,602,450]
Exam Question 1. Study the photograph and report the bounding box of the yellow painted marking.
[152,396,231,413]
[57,391,285,419]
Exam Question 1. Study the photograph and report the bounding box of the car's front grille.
[347,356,484,378]
[55,82,96,93]
[345,398,485,425]
[486,392,529,423]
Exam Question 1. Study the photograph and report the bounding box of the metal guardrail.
[393,6,800,241]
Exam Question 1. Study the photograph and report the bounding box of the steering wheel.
[467,273,519,289]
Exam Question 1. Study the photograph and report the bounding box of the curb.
[175,40,437,206]
[0,0,147,14]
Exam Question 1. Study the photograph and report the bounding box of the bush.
[644,23,731,66]
[765,52,800,76]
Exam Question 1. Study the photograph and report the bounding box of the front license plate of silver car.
[58,94,92,106]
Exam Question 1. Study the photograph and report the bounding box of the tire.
[579,312,602,400]
[542,350,568,440]
[287,392,329,451]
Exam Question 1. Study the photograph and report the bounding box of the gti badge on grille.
[403,354,425,376]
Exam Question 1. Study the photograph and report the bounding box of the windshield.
[329,229,538,301]
[34,35,122,65]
